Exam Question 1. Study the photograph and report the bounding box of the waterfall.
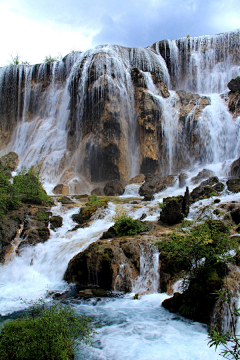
[153,29,240,93]
[0,30,240,192]
[132,243,159,294]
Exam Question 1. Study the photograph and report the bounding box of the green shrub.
[13,167,53,206]
[157,220,237,279]
[113,215,148,237]
[0,302,93,360]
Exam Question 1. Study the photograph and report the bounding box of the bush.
[0,301,93,360]
[113,215,148,237]
[13,167,53,206]
[157,220,237,279]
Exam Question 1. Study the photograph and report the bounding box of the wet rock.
[191,169,215,184]
[50,215,63,230]
[162,264,225,325]
[72,206,98,225]
[52,184,70,195]
[57,196,74,204]
[160,187,189,225]
[229,157,240,178]
[0,215,21,262]
[18,227,50,251]
[104,179,125,196]
[190,177,221,203]
[139,174,177,201]
[128,174,145,184]
[64,238,156,292]
[226,177,240,193]
[91,187,104,196]
[227,77,240,92]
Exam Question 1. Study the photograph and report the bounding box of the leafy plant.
[0,300,94,359]
[113,215,148,237]
[157,220,236,280]
[13,167,53,206]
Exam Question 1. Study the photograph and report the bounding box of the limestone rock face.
[0,31,239,192]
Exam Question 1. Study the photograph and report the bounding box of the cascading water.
[0,30,240,190]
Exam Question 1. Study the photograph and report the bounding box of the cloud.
[0,0,239,66]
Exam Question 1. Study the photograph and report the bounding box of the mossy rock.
[50,215,63,230]
[227,177,240,193]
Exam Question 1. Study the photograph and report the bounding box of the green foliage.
[0,301,93,360]
[86,194,108,207]
[157,220,237,279]
[9,54,30,66]
[208,290,240,359]
[0,167,53,218]
[13,167,53,206]
[44,54,62,63]
[113,215,148,237]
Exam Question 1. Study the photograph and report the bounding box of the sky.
[0,0,240,67]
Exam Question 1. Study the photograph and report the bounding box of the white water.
[76,294,222,360]
[0,203,116,315]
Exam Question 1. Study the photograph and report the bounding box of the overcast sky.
[0,0,240,67]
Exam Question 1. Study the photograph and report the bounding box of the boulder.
[160,187,189,225]
[227,177,240,193]
[190,177,222,203]
[64,238,157,293]
[227,77,240,92]
[72,206,98,225]
[50,216,63,230]
[229,157,240,178]
[91,187,104,196]
[52,184,69,195]
[139,174,177,201]
[191,169,215,184]
[104,179,125,196]
[128,174,145,184]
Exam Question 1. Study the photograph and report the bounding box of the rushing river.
[1,164,240,359]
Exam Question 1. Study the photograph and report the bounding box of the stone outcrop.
[190,177,224,203]
[160,187,189,225]
[0,205,54,262]
[64,238,156,292]
[139,174,177,200]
